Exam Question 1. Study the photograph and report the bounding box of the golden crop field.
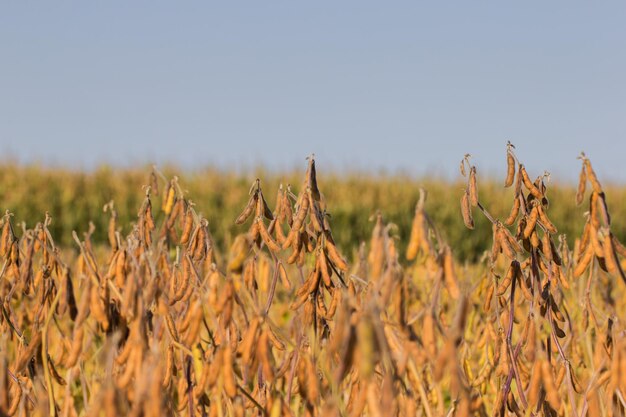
[1,146,626,417]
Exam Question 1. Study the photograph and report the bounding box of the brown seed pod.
[405,211,422,261]
[257,330,274,382]
[297,353,319,404]
[595,191,611,227]
[367,212,386,279]
[221,295,235,335]
[257,218,281,253]
[60,267,78,320]
[483,283,494,312]
[529,229,540,249]
[584,159,602,193]
[105,247,120,281]
[273,186,285,221]
[423,312,437,358]
[588,192,601,230]
[504,151,515,187]
[243,258,256,290]
[504,196,520,226]
[193,366,209,399]
[434,339,455,381]
[183,307,203,346]
[163,185,176,215]
[468,166,478,207]
[162,345,174,388]
[495,333,510,377]
[223,347,237,398]
[166,198,184,233]
[497,226,518,260]
[9,241,20,271]
[65,326,84,368]
[302,296,317,326]
[527,360,542,406]
[589,225,605,259]
[554,265,568,291]
[116,347,138,389]
[178,302,194,334]
[536,204,557,234]
[461,190,474,230]
[114,249,127,288]
[227,234,251,273]
[290,289,310,311]
[144,197,155,228]
[7,381,21,416]
[305,156,321,201]
[574,243,593,278]
[523,205,538,239]
[303,266,322,296]
[273,219,287,247]
[204,348,222,390]
[19,237,35,292]
[238,317,260,365]
[307,192,325,233]
[497,261,518,296]
[171,256,192,304]
[74,283,92,327]
[326,286,341,318]
[34,223,45,252]
[541,231,553,262]
[443,246,460,299]
[472,358,495,387]
[235,192,258,225]
[325,238,348,272]
[314,293,328,319]
[282,189,293,226]
[318,248,332,287]
[256,254,271,292]
[541,360,562,410]
[0,217,13,258]
[180,207,194,244]
[519,165,543,199]
[90,285,109,331]
[192,219,210,261]
[282,193,310,249]
[500,224,522,253]
[266,326,285,351]
[165,311,179,343]
[604,231,626,283]
[286,236,303,265]
[277,262,291,289]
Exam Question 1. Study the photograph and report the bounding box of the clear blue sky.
[1,2,625,182]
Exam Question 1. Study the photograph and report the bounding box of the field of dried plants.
[1,145,626,417]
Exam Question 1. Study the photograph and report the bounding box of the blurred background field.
[2,163,624,263]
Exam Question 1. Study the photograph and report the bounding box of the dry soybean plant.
[459,143,626,416]
[0,148,625,417]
